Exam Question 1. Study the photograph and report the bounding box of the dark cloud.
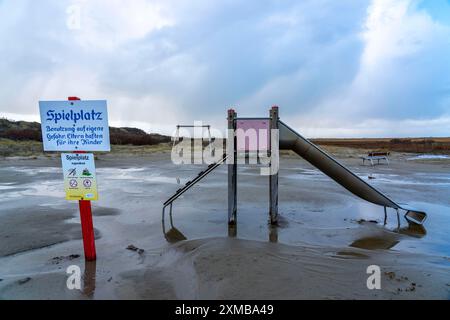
[0,0,449,137]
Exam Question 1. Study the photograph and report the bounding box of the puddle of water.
[2,163,450,262]
[325,251,369,259]
[370,177,450,186]
[407,155,450,160]
[163,197,450,259]
[3,167,62,175]
[97,167,182,185]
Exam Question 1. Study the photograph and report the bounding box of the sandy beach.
[0,148,449,299]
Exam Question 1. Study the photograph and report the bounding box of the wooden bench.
[361,151,390,166]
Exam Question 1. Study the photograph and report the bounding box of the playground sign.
[236,119,270,152]
[61,153,98,201]
[39,100,110,152]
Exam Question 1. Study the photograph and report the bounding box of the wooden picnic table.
[361,151,390,166]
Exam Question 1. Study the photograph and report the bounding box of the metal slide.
[278,121,427,225]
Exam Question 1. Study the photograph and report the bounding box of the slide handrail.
[163,153,228,208]
[162,153,229,233]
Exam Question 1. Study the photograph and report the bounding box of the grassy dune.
[0,139,44,157]
[2,137,450,158]
[2,135,450,158]
[312,137,450,154]
[0,138,173,157]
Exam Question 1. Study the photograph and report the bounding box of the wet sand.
[0,150,449,299]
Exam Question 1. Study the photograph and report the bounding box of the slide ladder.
[162,153,228,225]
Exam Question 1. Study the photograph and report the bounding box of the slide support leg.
[228,109,237,225]
[269,106,279,225]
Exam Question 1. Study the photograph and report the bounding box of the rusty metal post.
[227,109,237,225]
[269,106,279,225]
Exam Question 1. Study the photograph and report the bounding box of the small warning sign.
[61,153,98,201]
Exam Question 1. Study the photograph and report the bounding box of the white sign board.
[61,153,98,201]
[39,100,110,152]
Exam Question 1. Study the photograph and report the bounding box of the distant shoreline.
[2,137,450,158]
[1,118,450,157]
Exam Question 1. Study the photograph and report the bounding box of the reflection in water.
[161,205,427,250]
[161,210,281,244]
[162,206,187,243]
[350,236,400,250]
[165,227,187,243]
[399,223,427,238]
[228,224,237,238]
[83,260,96,298]
[269,225,278,243]
[350,223,427,250]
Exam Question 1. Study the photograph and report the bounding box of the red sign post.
[68,96,96,261]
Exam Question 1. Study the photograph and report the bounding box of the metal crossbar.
[176,125,211,128]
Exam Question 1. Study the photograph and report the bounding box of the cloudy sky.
[0,0,449,137]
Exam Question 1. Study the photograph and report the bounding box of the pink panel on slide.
[236,119,270,151]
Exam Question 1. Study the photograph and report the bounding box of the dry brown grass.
[0,139,44,157]
[2,136,450,158]
[311,137,450,154]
